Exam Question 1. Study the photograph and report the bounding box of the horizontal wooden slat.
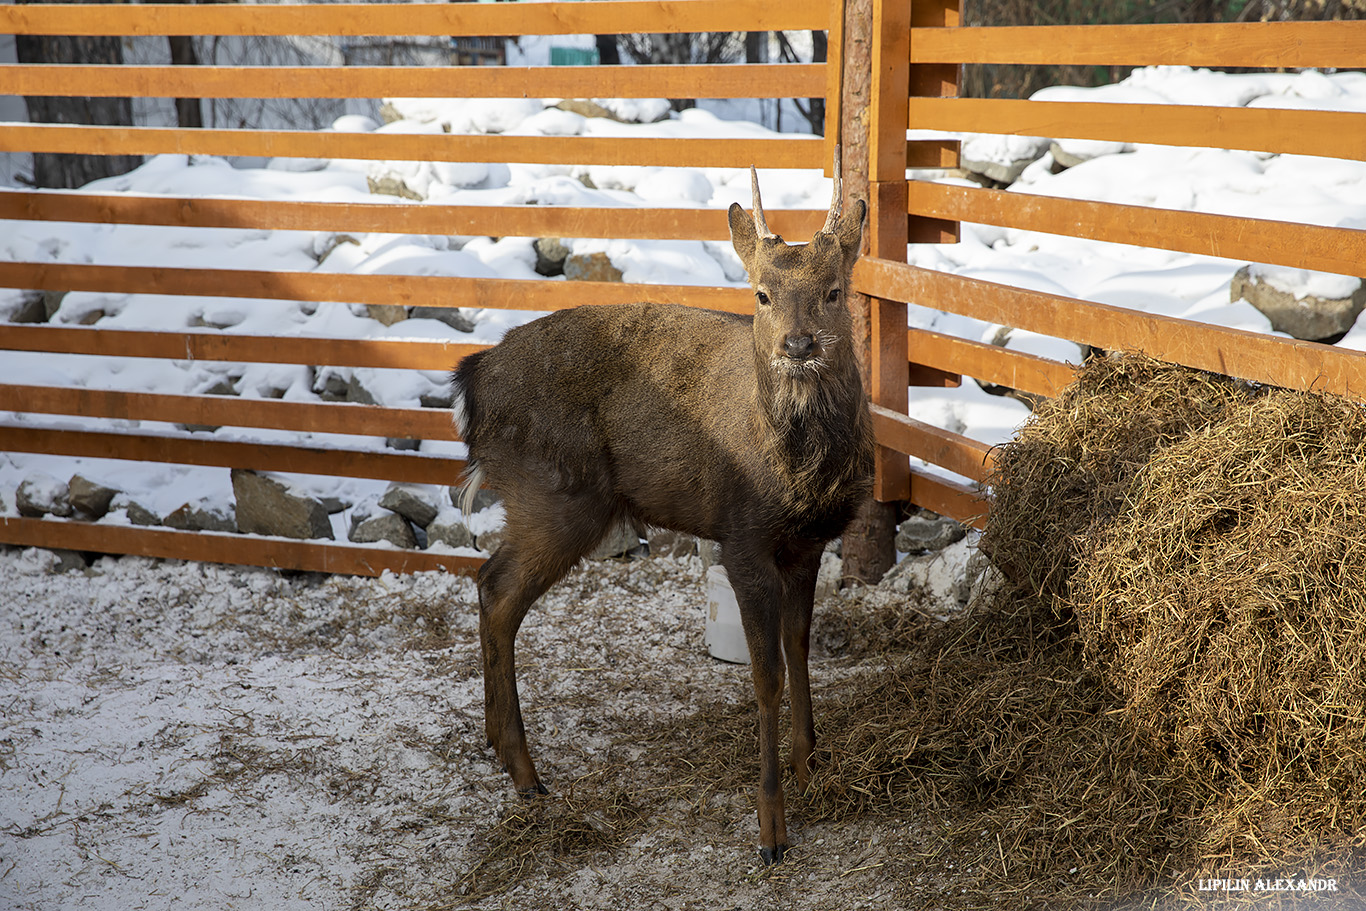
[908,327,1074,399]
[0,425,464,486]
[907,181,1366,278]
[855,257,1366,401]
[0,324,485,372]
[908,467,985,529]
[0,63,825,100]
[0,262,755,313]
[870,403,995,483]
[0,516,482,578]
[0,125,825,169]
[907,139,960,170]
[909,21,1366,68]
[0,191,827,242]
[0,0,830,37]
[0,384,459,441]
[908,97,1366,162]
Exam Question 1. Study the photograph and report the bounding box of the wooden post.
[839,0,909,584]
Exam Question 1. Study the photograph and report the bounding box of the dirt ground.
[1,545,976,911]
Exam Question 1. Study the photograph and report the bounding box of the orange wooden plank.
[906,181,1366,278]
[0,0,830,38]
[0,516,482,578]
[906,139,959,170]
[855,257,1366,402]
[0,383,459,441]
[870,0,912,182]
[869,403,995,482]
[0,324,484,372]
[907,97,1366,162]
[909,21,1366,68]
[1,63,826,101]
[0,262,755,314]
[0,425,465,486]
[908,327,1074,399]
[909,467,985,528]
[0,191,827,242]
[0,125,826,169]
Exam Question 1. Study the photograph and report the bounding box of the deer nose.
[784,334,815,360]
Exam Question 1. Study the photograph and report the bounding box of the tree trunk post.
[839,0,910,585]
[15,0,142,189]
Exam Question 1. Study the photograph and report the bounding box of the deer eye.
[756,291,770,307]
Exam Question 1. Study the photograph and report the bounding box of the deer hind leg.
[476,485,616,797]
[726,554,790,864]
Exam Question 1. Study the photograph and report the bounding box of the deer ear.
[728,202,758,266]
[836,198,867,264]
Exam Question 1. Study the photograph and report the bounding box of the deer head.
[727,153,867,418]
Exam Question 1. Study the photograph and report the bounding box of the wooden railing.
[855,0,1366,527]
[0,0,833,576]
[1,0,1363,574]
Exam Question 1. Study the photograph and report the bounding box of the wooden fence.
[0,0,1364,577]
[855,0,1366,526]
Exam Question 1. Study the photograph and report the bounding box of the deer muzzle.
[783,334,816,360]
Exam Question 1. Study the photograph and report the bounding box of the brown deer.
[451,157,872,864]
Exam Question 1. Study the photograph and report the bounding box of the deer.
[451,154,872,864]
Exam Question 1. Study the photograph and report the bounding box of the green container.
[550,47,600,66]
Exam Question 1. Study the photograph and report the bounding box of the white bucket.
[704,565,749,664]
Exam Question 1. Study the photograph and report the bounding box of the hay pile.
[970,353,1366,900]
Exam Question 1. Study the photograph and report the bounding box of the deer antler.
[750,166,775,239]
[822,145,843,234]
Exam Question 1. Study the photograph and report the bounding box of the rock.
[8,291,47,323]
[880,537,981,609]
[347,375,377,405]
[409,306,476,333]
[647,528,697,558]
[420,390,454,409]
[564,251,623,283]
[43,291,66,321]
[179,377,237,434]
[315,370,351,402]
[554,99,628,122]
[112,495,161,527]
[896,515,967,554]
[366,173,423,200]
[590,521,642,560]
[67,475,119,521]
[17,473,71,518]
[474,528,504,554]
[47,549,88,573]
[164,501,236,534]
[427,509,474,549]
[533,238,570,277]
[961,135,1050,186]
[349,512,417,548]
[1231,264,1366,343]
[451,486,501,515]
[379,484,440,529]
[366,304,408,327]
[232,469,334,540]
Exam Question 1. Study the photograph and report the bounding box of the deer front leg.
[730,562,790,864]
[781,549,822,792]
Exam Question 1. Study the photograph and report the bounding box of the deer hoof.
[759,843,788,866]
[517,782,549,800]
